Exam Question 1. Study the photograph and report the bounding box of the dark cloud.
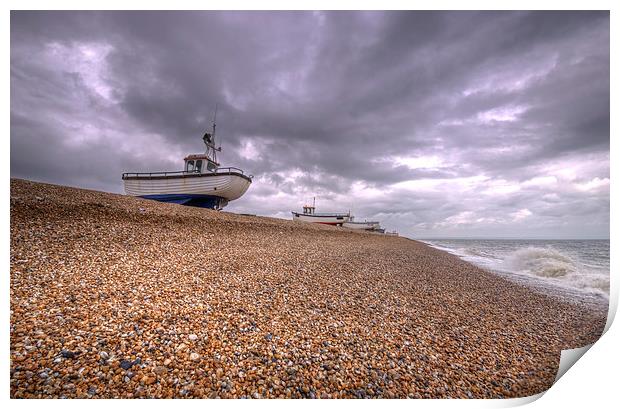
[10,11,609,238]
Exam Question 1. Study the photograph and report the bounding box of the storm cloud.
[10,11,610,238]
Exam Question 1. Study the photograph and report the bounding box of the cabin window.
[206,161,217,172]
[186,160,195,172]
[195,160,203,173]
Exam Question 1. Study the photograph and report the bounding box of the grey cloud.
[10,11,609,238]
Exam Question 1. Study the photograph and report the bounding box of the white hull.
[342,221,381,231]
[123,173,251,201]
[292,212,350,225]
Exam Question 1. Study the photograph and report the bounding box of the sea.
[419,239,610,310]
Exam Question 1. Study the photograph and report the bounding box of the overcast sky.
[10,11,609,239]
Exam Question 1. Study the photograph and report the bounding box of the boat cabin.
[302,205,315,215]
[184,154,219,174]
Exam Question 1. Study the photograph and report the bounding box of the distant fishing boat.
[342,216,381,231]
[292,198,350,226]
[122,114,252,210]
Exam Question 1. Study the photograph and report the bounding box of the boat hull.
[342,221,381,231]
[123,172,251,209]
[138,193,227,208]
[292,212,350,225]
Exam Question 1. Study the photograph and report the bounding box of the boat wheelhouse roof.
[184,154,219,165]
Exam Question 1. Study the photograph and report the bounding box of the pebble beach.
[10,179,607,399]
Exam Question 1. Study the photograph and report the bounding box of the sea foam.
[421,239,609,306]
[505,247,575,278]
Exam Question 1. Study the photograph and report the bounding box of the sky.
[10,11,610,239]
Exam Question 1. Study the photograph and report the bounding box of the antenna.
[212,104,218,139]
[211,104,220,163]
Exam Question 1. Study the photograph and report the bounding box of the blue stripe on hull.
[139,194,226,209]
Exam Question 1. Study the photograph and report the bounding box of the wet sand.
[10,179,606,398]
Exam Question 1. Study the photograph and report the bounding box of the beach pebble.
[153,366,167,375]
[9,179,608,399]
[120,360,134,370]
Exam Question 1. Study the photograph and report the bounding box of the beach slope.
[10,179,606,398]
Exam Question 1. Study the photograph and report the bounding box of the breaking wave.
[505,247,575,278]
[421,239,609,304]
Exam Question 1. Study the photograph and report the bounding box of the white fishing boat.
[292,198,350,226]
[342,217,381,231]
[122,117,252,210]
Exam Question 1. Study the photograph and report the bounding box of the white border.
[4,2,616,408]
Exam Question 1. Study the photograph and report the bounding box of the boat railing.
[122,167,252,179]
[293,211,351,217]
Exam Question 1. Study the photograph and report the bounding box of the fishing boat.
[122,117,252,210]
[342,216,381,231]
[292,198,350,226]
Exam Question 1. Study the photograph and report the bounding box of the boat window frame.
[195,160,203,173]
[186,160,195,172]
[206,160,217,172]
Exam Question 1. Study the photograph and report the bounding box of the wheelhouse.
[184,154,219,174]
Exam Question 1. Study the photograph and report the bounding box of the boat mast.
[202,105,222,164]
[211,105,218,163]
